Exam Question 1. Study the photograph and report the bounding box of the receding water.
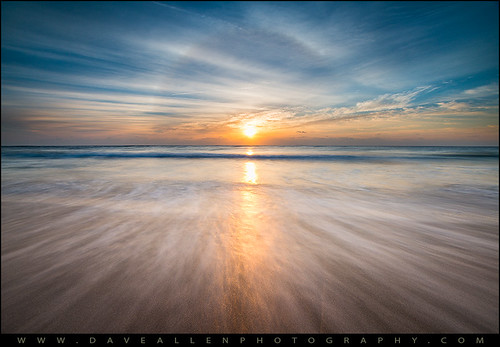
[1,146,498,333]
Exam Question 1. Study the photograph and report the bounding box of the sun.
[243,126,257,138]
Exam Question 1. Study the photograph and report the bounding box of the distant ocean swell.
[1,151,369,161]
[1,147,498,161]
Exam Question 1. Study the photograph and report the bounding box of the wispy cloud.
[1,1,498,145]
[464,83,499,97]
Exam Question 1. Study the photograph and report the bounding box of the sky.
[1,1,499,146]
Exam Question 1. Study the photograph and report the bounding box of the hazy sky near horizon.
[1,1,499,145]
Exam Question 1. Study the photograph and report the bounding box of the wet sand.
[2,181,498,333]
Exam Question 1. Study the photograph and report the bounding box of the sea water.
[1,146,498,333]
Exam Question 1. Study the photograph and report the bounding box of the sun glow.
[243,126,257,138]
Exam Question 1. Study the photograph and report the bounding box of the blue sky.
[1,1,498,145]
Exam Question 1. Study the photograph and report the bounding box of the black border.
[1,333,499,346]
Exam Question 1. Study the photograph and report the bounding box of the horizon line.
[2,144,499,148]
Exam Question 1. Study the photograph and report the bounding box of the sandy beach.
[1,146,498,333]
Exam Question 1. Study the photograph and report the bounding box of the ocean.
[1,145,498,333]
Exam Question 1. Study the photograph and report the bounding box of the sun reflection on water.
[243,162,258,184]
[221,160,273,331]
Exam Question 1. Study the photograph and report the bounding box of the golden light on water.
[246,149,254,156]
[221,160,271,332]
[244,162,258,184]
